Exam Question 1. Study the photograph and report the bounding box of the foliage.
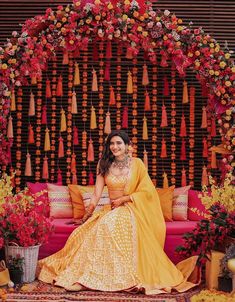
[7,254,24,272]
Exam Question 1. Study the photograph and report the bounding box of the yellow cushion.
[156,186,175,222]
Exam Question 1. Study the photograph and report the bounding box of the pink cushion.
[165,221,197,235]
[173,185,191,221]
[27,182,50,217]
[188,189,207,221]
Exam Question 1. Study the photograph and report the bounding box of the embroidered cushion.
[156,186,175,222]
[188,189,207,221]
[27,182,50,217]
[172,185,191,221]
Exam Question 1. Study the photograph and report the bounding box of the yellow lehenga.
[38,158,200,295]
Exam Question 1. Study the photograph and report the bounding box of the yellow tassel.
[163,172,169,189]
[143,149,148,170]
[7,116,14,138]
[182,80,189,104]
[44,127,51,151]
[71,91,78,114]
[62,50,69,64]
[211,149,217,169]
[201,106,208,128]
[126,70,133,94]
[142,116,148,140]
[60,108,67,132]
[92,69,98,92]
[25,152,32,176]
[90,106,97,129]
[10,89,16,111]
[142,64,149,86]
[104,111,111,134]
[28,92,35,116]
[74,62,80,85]
[31,75,37,85]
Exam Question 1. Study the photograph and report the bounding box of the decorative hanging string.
[162,172,169,189]
[15,88,22,191]
[10,89,16,111]
[170,66,176,185]
[116,45,122,129]
[189,86,195,187]
[74,62,80,85]
[201,165,209,186]
[98,41,105,157]
[143,147,148,170]
[28,91,35,116]
[163,75,169,97]
[142,63,149,86]
[181,167,187,187]
[25,151,32,177]
[71,153,77,184]
[7,116,13,139]
[182,80,189,104]
[201,106,208,128]
[42,155,49,180]
[131,58,138,157]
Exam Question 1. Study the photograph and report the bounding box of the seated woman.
[38,130,200,295]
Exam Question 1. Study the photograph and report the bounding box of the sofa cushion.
[173,185,191,221]
[156,186,175,222]
[27,182,50,217]
[52,218,78,234]
[68,184,86,219]
[165,221,198,235]
[188,189,207,221]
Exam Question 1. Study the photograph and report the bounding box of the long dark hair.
[98,130,130,176]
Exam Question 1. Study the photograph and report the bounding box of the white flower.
[164,9,171,17]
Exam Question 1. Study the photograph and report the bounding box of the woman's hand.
[82,204,95,223]
[111,195,130,210]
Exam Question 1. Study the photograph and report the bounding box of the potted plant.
[218,244,235,292]
[7,254,24,285]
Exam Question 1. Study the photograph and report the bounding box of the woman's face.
[109,136,127,158]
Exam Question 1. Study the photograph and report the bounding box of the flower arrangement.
[7,254,24,272]
[176,173,235,265]
[190,289,235,302]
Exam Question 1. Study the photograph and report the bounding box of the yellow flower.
[1,63,8,70]
[219,61,226,68]
[214,70,220,76]
[209,70,214,75]
[137,26,142,32]
[225,53,231,59]
[231,66,235,73]
[122,14,128,21]
[225,80,231,87]
[107,3,113,9]
[177,26,183,31]
[142,31,148,37]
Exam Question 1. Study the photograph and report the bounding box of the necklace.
[112,156,130,170]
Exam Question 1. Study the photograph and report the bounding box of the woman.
[38,130,200,294]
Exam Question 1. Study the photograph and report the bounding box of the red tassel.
[109,86,116,106]
[181,168,187,187]
[92,42,99,61]
[57,75,63,97]
[46,79,52,98]
[180,139,186,160]
[106,41,112,59]
[25,152,32,176]
[57,168,63,185]
[210,117,217,137]
[7,116,13,139]
[73,126,79,145]
[87,139,95,162]
[88,171,95,185]
[144,91,151,111]
[201,82,208,97]
[163,76,169,96]
[142,64,149,86]
[180,114,187,137]
[160,54,168,67]
[122,106,128,129]
[201,106,208,128]
[104,61,110,81]
[211,150,217,169]
[160,138,167,158]
[42,156,49,179]
[41,105,47,124]
[72,173,78,185]
[160,104,168,127]
[71,153,77,174]
[202,137,208,158]
[62,50,69,65]
[201,165,209,186]
[126,47,133,59]
[58,136,64,158]
[28,124,35,144]
[28,92,35,116]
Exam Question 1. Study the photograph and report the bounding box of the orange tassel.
[163,172,169,188]
[182,80,189,104]
[58,136,64,158]
[60,108,67,132]
[7,116,13,139]
[42,156,49,179]
[202,137,208,158]
[210,117,217,137]
[71,91,78,114]
[28,92,35,116]
[74,62,80,85]
[142,116,148,140]
[201,106,207,128]
[90,106,97,129]
[142,64,149,86]
[143,149,148,170]
[211,149,217,169]
[180,114,187,137]
[62,50,69,64]
[104,111,111,134]
[87,139,95,162]
[126,70,133,94]
[160,138,167,158]
[10,89,16,111]
[31,75,37,85]
[44,127,51,151]
[46,79,52,98]
[28,124,34,144]
[144,91,151,111]
[109,86,116,105]
[92,69,98,92]
[126,48,133,59]
[71,153,77,174]
[201,165,209,186]
[72,173,78,185]
[57,75,63,97]
[160,104,168,127]
[181,168,187,186]
[57,168,63,185]
[25,152,32,176]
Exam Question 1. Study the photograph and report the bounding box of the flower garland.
[151,63,157,186]
[98,41,104,157]
[116,45,122,129]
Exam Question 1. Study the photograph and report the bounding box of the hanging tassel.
[122,106,128,128]
[62,50,69,64]
[92,42,99,61]
[25,152,32,176]
[160,138,167,158]
[160,104,168,127]
[87,139,95,162]
[163,172,169,188]
[104,111,111,134]
[92,69,98,92]
[60,108,67,132]
[202,137,208,157]
[42,156,49,179]
[126,71,133,94]
[28,92,35,116]
[201,165,209,186]
[88,171,95,185]
[71,153,77,174]
[142,116,148,140]
[31,75,37,85]
[74,62,80,85]
[181,168,187,187]
[90,106,97,129]
[126,47,133,59]
[160,54,168,67]
[28,124,35,144]
[211,149,217,169]
[106,41,112,59]
[144,91,151,111]
[109,86,116,106]
[10,89,16,111]
[7,116,13,139]
[180,114,187,137]
[46,79,52,98]
[142,64,149,86]
[180,139,186,160]
[73,125,79,145]
[163,76,169,96]
[201,106,208,128]
[210,117,217,137]
[71,91,78,114]
[58,136,64,158]
[104,61,110,81]
[182,80,189,104]
[44,127,51,151]
[41,105,47,124]
[57,168,63,185]
[143,149,148,170]
[72,173,78,185]
[56,75,63,97]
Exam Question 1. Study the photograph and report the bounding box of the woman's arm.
[111,195,132,209]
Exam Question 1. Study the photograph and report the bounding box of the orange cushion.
[68,184,86,219]
[156,186,175,222]
[173,185,191,221]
